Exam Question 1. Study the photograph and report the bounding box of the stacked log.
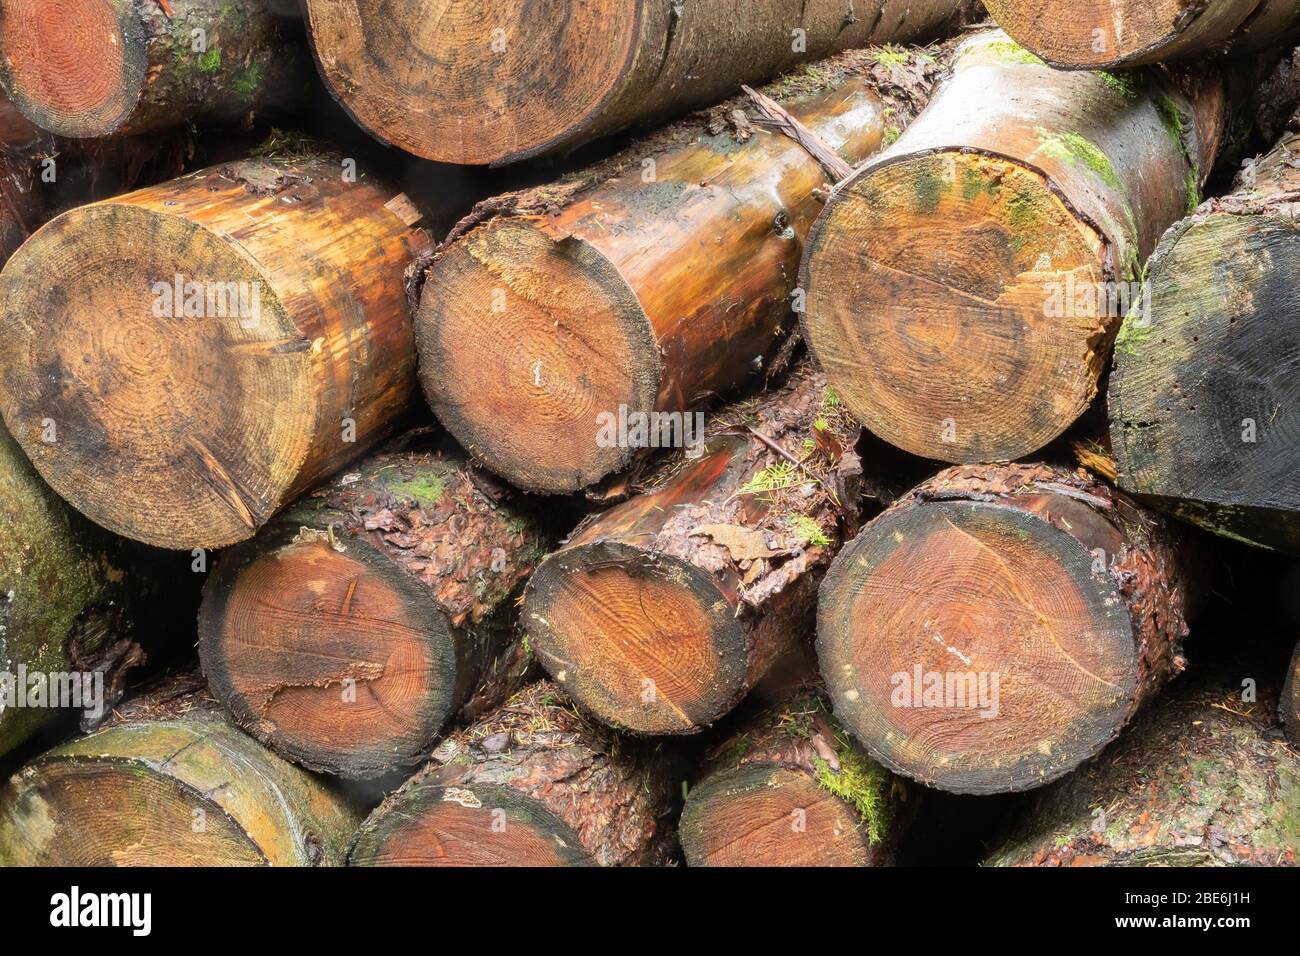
[417,46,947,494]
[347,681,678,867]
[800,30,1225,464]
[303,0,973,165]
[0,0,306,138]
[523,360,868,735]
[0,675,360,865]
[680,688,911,866]
[816,463,1195,794]
[1109,130,1300,554]
[1284,640,1300,749]
[0,156,433,550]
[198,436,552,778]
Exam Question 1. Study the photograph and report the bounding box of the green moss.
[913,165,942,213]
[1036,129,1121,190]
[883,125,901,146]
[1114,313,1154,357]
[871,44,911,69]
[960,165,996,203]
[1098,71,1140,100]
[1185,168,1199,214]
[388,472,446,508]
[198,47,222,74]
[233,64,262,98]
[787,514,830,548]
[982,39,1045,66]
[1005,189,1039,232]
[813,748,894,845]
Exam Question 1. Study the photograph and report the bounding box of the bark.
[1284,639,1300,749]
[523,359,871,735]
[986,680,1300,866]
[0,155,434,551]
[0,675,361,865]
[347,680,679,867]
[983,0,1300,70]
[198,434,553,779]
[303,0,974,165]
[801,30,1226,464]
[680,687,911,866]
[1109,130,1300,555]
[0,0,307,138]
[817,462,1196,795]
[417,45,948,494]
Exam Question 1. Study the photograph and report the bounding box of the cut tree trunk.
[198,435,552,779]
[0,674,361,865]
[680,688,911,866]
[0,0,306,138]
[0,426,149,756]
[1109,130,1300,555]
[523,359,868,735]
[418,46,946,494]
[983,0,1300,70]
[347,680,679,866]
[801,30,1226,464]
[986,680,1300,866]
[1284,639,1300,749]
[0,156,433,551]
[817,462,1196,795]
[302,0,972,165]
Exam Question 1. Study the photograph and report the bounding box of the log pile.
[0,7,1298,873]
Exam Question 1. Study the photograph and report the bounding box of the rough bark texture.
[818,462,1195,795]
[801,30,1226,464]
[198,434,552,779]
[987,680,1300,866]
[524,359,871,735]
[680,687,911,866]
[1109,130,1300,555]
[0,675,361,865]
[0,155,433,550]
[0,426,150,757]
[0,0,306,138]
[417,45,947,494]
[303,0,974,165]
[983,0,1300,70]
[1284,639,1300,749]
[347,680,679,867]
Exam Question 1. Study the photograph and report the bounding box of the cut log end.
[419,219,656,493]
[302,0,640,164]
[805,150,1107,463]
[525,541,747,735]
[680,762,877,867]
[199,535,455,779]
[0,203,315,549]
[818,498,1137,794]
[0,0,145,138]
[982,0,1195,69]
[348,782,593,867]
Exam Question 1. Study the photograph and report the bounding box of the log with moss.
[987,680,1300,866]
[0,156,433,551]
[198,436,552,779]
[680,688,910,866]
[817,462,1196,795]
[983,0,1300,71]
[303,0,971,166]
[1109,130,1300,555]
[347,681,678,867]
[800,30,1225,464]
[524,360,869,735]
[1284,639,1300,750]
[0,0,306,139]
[0,674,361,865]
[417,47,946,494]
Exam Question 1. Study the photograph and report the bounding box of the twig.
[741,85,853,183]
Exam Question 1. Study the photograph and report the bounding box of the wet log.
[986,680,1300,866]
[1284,639,1300,749]
[303,0,971,165]
[0,0,306,138]
[347,681,678,866]
[983,0,1300,71]
[680,688,910,866]
[1109,130,1300,554]
[817,462,1196,795]
[524,360,867,735]
[801,30,1226,464]
[0,156,433,550]
[417,46,946,494]
[0,675,361,865]
[198,436,552,779]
